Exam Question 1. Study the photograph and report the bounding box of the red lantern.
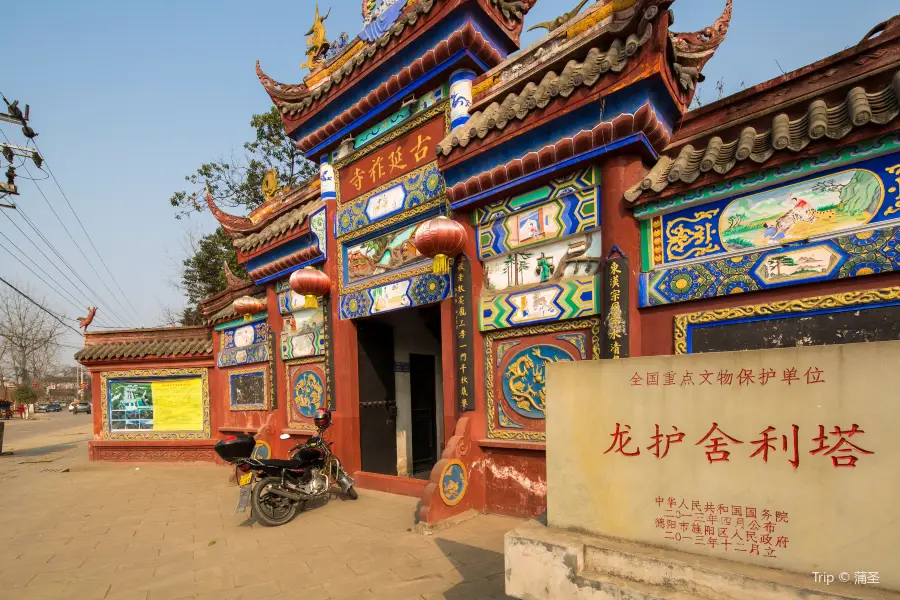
[233,296,265,320]
[413,216,467,275]
[289,267,331,309]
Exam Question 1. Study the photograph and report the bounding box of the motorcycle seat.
[257,459,302,468]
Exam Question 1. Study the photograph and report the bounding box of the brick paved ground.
[0,416,519,600]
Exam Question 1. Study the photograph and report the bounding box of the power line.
[0,231,115,329]
[0,127,132,327]
[17,158,142,325]
[0,234,91,319]
[33,139,143,324]
[1,208,129,328]
[0,275,82,335]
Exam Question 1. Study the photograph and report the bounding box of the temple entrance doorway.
[355,304,444,478]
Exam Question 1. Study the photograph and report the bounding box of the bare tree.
[0,284,65,386]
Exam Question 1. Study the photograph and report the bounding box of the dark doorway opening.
[357,318,397,475]
[410,353,437,476]
[354,304,443,479]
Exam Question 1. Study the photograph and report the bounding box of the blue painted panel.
[655,151,900,267]
[339,271,450,319]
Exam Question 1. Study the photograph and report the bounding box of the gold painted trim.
[100,368,211,441]
[337,196,446,244]
[284,357,327,432]
[484,318,601,441]
[673,285,900,355]
[227,364,271,412]
[334,100,449,172]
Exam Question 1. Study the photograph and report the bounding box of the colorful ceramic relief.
[473,166,600,225]
[280,306,326,360]
[439,459,467,506]
[641,223,900,307]
[340,272,450,320]
[218,320,272,367]
[719,169,883,251]
[484,321,599,441]
[336,162,445,238]
[480,277,600,331]
[478,189,598,259]
[483,233,601,293]
[344,222,425,282]
[501,344,575,419]
[286,360,327,431]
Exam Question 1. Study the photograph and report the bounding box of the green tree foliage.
[169,107,318,324]
[838,171,881,215]
[12,386,36,405]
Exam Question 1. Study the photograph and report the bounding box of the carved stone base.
[89,441,217,462]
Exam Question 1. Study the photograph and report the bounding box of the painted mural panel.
[337,117,444,203]
[286,360,327,432]
[344,221,426,283]
[480,276,600,331]
[472,166,600,225]
[651,153,900,268]
[280,306,326,360]
[719,169,883,251]
[485,320,599,441]
[339,271,450,320]
[336,162,445,237]
[478,189,598,259]
[483,233,601,294]
[218,320,272,368]
[642,222,900,307]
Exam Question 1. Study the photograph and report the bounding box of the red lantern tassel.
[432,254,450,275]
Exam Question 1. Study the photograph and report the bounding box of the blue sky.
[1,0,897,358]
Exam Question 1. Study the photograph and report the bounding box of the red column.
[600,154,646,357]
[324,201,362,474]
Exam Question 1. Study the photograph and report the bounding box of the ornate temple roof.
[625,71,900,202]
[75,327,213,362]
[436,0,732,158]
[625,14,900,204]
[446,101,669,204]
[232,199,325,253]
[437,2,660,156]
[293,23,503,152]
[206,175,323,257]
[257,0,532,146]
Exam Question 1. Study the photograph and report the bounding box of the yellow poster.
[152,379,203,431]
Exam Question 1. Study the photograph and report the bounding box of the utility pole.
[0,94,41,209]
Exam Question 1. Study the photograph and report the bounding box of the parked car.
[0,401,12,420]
[36,403,49,412]
[73,402,91,415]
[47,403,63,412]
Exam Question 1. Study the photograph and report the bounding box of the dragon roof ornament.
[668,0,732,91]
[205,188,255,235]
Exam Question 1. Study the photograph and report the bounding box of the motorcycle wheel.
[251,477,300,527]
[347,486,358,500]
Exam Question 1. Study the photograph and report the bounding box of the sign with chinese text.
[546,340,900,588]
[454,256,474,412]
[337,117,444,203]
[601,255,628,359]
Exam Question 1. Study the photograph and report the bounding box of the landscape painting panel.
[346,222,425,283]
[719,169,884,251]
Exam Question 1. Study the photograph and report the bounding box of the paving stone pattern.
[0,432,519,600]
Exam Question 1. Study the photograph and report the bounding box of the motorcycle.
[214,408,357,527]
